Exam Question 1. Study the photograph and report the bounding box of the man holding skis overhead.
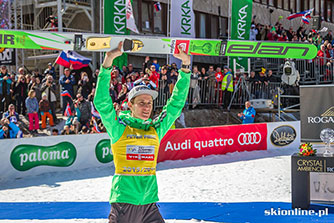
[94,42,191,223]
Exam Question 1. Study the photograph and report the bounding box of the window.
[211,16,218,39]
[303,0,308,10]
[291,0,296,12]
[221,17,228,38]
[268,0,274,6]
[132,0,139,31]
[310,0,314,10]
[153,3,163,33]
[332,3,334,22]
[142,1,152,32]
[297,0,301,12]
[315,0,319,15]
[321,0,324,18]
[327,1,331,22]
[199,13,206,38]
[284,0,289,10]
[277,0,282,8]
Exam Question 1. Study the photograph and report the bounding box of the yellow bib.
[112,125,160,176]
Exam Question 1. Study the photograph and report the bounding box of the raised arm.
[93,42,126,143]
[155,46,191,140]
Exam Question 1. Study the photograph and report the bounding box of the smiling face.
[128,94,153,120]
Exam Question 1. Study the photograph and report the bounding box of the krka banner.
[170,0,195,68]
[104,0,129,67]
[230,0,253,72]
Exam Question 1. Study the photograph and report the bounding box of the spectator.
[61,125,75,135]
[75,93,92,129]
[39,93,54,129]
[127,64,134,75]
[148,65,160,88]
[33,68,44,81]
[59,68,75,114]
[286,26,294,41]
[0,65,12,113]
[221,66,233,109]
[52,128,59,136]
[92,69,99,85]
[249,24,258,41]
[25,90,39,133]
[14,74,28,115]
[134,74,156,90]
[80,125,89,134]
[31,77,42,102]
[2,104,20,124]
[0,118,20,139]
[77,72,92,99]
[266,69,278,83]
[152,58,160,71]
[115,84,129,104]
[199,67,208,80]
[41,75,58,123]
[44,62,56,80]
[190,65,201,107]
[238,101,256,124]
[159,65,169,95]
[167,69,178,93]
[126,76,134,91]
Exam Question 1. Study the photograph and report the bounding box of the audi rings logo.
[238,132,262,145]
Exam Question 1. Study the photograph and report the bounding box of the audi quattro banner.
[158,123,267,162]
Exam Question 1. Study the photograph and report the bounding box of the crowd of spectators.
[2,20,334,139]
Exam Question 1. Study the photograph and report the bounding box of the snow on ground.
[1,145,320,203]
[0,144,328,223]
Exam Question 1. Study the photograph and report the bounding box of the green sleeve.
[155,69,190,141]
[93,66,125,143]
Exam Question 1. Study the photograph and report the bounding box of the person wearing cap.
[44,62,56,80]
[250,24,258,41]
[94,42,190,223]
[221,65,233,109]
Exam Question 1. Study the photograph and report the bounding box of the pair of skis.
[0,29,317,59]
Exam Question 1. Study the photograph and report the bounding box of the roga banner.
[158,123,267,162]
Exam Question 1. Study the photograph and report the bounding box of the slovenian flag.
[154,2,161,12]
[287,8,313,20]
[64,103,72,117]
[92,118,101,133]
[56,51,91,70]
[61,90,72,99]
[302,16,310,24]
[90,102,100,118]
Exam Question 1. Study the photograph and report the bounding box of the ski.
[0,29,318,59]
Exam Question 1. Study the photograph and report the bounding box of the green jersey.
[94,66,190,205]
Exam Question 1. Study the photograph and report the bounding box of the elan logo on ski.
[171,40,190,54]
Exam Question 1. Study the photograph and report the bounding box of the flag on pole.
[92,118,101,133]
[90,102,100,118]
[126,0,139,33]
[287,8,313,20]
[56,51,91,70]
[61,90,72,99]
[154,2,162,11]
[64,103,72,117]
[302,16,310,24]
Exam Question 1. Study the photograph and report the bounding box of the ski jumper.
[94,66,190,205]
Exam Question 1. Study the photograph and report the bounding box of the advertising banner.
[300,85,334,141]
[230,0,253,72]
[0,122,300,181]
[158,123,268,162]
[266,121,300,150]
[104,0,128,67]
[170,0,195,67]
[310,172,334,202]
[0,48,15,65]
[0,134,111,182]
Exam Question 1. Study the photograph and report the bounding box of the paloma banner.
[0,122,300,181]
